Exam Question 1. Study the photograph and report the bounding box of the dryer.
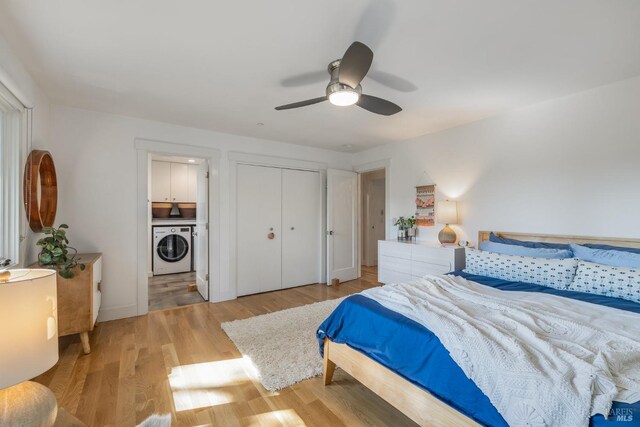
[153,225,192,275]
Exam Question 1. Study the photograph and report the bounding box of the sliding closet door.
[281,169,321,289]
[236,164,282,296]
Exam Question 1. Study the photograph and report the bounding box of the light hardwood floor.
[148,271,205,311]
[35,266,417,426]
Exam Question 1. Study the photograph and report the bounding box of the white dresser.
[378,240,465,284]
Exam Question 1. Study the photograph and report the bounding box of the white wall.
[0,32,51,265]
[48,105,352,321]
[353,76,640,245]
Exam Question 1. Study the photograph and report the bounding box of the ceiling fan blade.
[280,70,328,87]
[338,41,373,89]
[368,70,418,92]
[275,97,327,111]
[357,94,402,116]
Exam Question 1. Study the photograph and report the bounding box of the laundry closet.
[236,164,322,296]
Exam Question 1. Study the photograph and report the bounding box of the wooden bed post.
[323,338,336,385]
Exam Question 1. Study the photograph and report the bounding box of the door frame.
[135,138,221,316]
[353,159,391,278]
[228,152,328,294]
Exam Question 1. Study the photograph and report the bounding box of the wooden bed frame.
[322,231,640,427]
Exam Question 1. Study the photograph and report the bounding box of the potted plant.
[406,216,417,240]
[394,216,407,240]
[37,224,85,279]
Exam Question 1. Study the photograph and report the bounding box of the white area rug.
[221,297,345,392]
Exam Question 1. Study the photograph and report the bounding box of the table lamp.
[437,200,458,244]
[0,269,59,427]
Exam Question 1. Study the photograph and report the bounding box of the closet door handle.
[290,227,295,230]
[267,232,275,240]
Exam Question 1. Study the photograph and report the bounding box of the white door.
[282,169,321,288]
[151,161,171,202]
[365,177,386,266]
[237,164,282,296]
[327,169,359,283]
[194,161,209,300]
[170,163,189,202]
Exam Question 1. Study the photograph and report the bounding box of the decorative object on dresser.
[415,184,435,226]
[436,200,458,244]
[36,224,85,279]
[24,149,58,232]
[378,240,465,284]
[29,253,102,354]
[0,269,59,427]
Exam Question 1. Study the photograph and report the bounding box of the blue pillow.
[584,243,640,255]
[570,243,640,268]
[480,241,573,259]
[489,232,571,250]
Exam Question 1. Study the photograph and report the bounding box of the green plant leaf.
[59,268,73,279]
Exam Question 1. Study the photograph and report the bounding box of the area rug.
[221,297,345,392]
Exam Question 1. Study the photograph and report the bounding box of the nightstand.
[377,240,465,284]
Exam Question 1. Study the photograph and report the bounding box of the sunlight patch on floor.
[168,357,256,411]
[245,409,306,427]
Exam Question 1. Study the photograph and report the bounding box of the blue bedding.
[317,271,640,426]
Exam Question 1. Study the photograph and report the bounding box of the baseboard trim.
[97,304,139,322]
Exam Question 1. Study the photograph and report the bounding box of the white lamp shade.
[0,269,58,389]
[437,200,458,225]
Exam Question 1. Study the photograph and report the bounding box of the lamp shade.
[437,200,458,225]
[0,269,58,389]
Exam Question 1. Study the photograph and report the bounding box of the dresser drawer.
[379,255,411,274]
[378,269,412,285]
[412,260,451,278]
[411,245,453,263]
[379,241,412,258]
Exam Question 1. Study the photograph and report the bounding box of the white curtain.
[0,82,25,268]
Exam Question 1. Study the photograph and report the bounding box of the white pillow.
[464,248,578,289]
[568,261,640,303]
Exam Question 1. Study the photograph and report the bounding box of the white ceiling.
[1,0,639,152]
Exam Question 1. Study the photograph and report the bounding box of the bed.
[318,231,640,427]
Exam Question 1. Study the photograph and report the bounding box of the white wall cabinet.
[151,161,196,202]
[236,164,321,296]
[187,164,198,202]
[378,240,465,284]
[151,161,171,202]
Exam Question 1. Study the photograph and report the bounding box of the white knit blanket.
[361,275,640,427]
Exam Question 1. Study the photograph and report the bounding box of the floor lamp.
[0,269,59,427]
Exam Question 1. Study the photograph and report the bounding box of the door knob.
[267,232,275,240]
[327,230,334,235]
[291,227,295,230]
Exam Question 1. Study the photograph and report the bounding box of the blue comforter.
[317,271,640,426]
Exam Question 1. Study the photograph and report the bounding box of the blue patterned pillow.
[464,248,578,289]
[568,261,640,303]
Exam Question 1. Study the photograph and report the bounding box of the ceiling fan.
[275,42,402,116]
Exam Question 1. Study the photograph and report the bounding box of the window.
[0,82,25,268]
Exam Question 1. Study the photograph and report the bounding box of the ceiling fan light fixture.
[328,90,359,106]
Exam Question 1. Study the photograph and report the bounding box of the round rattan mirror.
[24,150,57,232]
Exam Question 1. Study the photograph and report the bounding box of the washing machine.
[153,225,192,275]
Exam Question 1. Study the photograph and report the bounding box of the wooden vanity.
[30,253,102,354]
